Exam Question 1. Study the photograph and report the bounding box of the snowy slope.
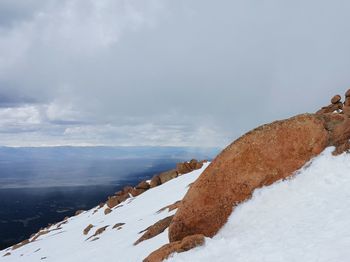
[0,163,210,262]
[168,148,350,262]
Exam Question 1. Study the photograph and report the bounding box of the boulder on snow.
[143,234,205,262]
[83,224,94,235]
[104,208,112,215]
[169,113,350,242]
[107,193,130,208]
[134,215,174,245]
[176,159,204,175]
[87,226,109,241]
[75,210,84,216]
[136,181,150,190]
[159,169,178,184]
[130,188,146,197]
[112,223,125,229]
[12,239,30,250]
[149,175,161,188]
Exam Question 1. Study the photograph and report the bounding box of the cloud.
[0,0,350,147]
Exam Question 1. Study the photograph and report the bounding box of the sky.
[0,0,350,147]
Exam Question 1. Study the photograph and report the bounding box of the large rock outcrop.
[169,112,350,242]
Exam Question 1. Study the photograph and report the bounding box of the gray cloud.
[0,0,350,147]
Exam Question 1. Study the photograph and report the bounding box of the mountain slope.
[168,147,350,262]
[0,163,210,262]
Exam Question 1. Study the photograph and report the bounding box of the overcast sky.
[0,0,350,147]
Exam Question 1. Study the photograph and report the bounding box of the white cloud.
[1,0,350,147]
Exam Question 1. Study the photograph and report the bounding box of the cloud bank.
[1,0,350,147]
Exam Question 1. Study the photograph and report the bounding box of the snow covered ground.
[0,163,210,262]
[168,148,350,262]
[2,147,350,262]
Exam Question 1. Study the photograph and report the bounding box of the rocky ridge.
[146,89,350,260]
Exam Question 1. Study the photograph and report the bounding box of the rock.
[316,103,341,114]
[87,226,109,241]
[98,202,104,208]
[130,188,146,197]
[104,208,112,215]
[32,230,50,242]
[176,160,204,175]
[106,196,119,208]
[176,162,193,174]
[346,89,350,97]
[159,169,178,184]
[331,94,341,104]
[344,97,350,107]
[83,224,94,235]
[343,105,350,116]
[136,181,150,190]
[75,210,84,216]
[150,176,161,188]
[157,200,181,213]
[12,239,30,250]
[143,234,205,262]
[322,114,350,151]
[112,223,125,229]
[107,193,130,208]
[169,113,350,242]
[134,216,174,245]
[3,252,11,257]
[115,186,133,196]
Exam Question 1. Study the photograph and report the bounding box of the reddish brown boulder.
[169,113,350,242]
[87,226,109,241]
[143,234,205,262]
[159,169,178,184]
[136,181,150,190]
[150,175,161,188]
[176,162,193,174]
[112,223,125,229]
[119,186,133,195]
[130,188,146,197]
[106,196,119,208]
[134,215,174,245]
[75,210,84,216]
[83,224,94,235]
[331,94,341,104]
[107,192,130,208]
[176,160,205,175]
[104,208,112,215]
[12,239,30,250]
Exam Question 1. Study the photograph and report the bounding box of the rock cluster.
[316,89,350,116]
[146,90,350,260]
[105,159,206,210]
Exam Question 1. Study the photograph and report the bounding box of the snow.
[0,163,210,262]
[168,148,350,262]
[3,147,350,262]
